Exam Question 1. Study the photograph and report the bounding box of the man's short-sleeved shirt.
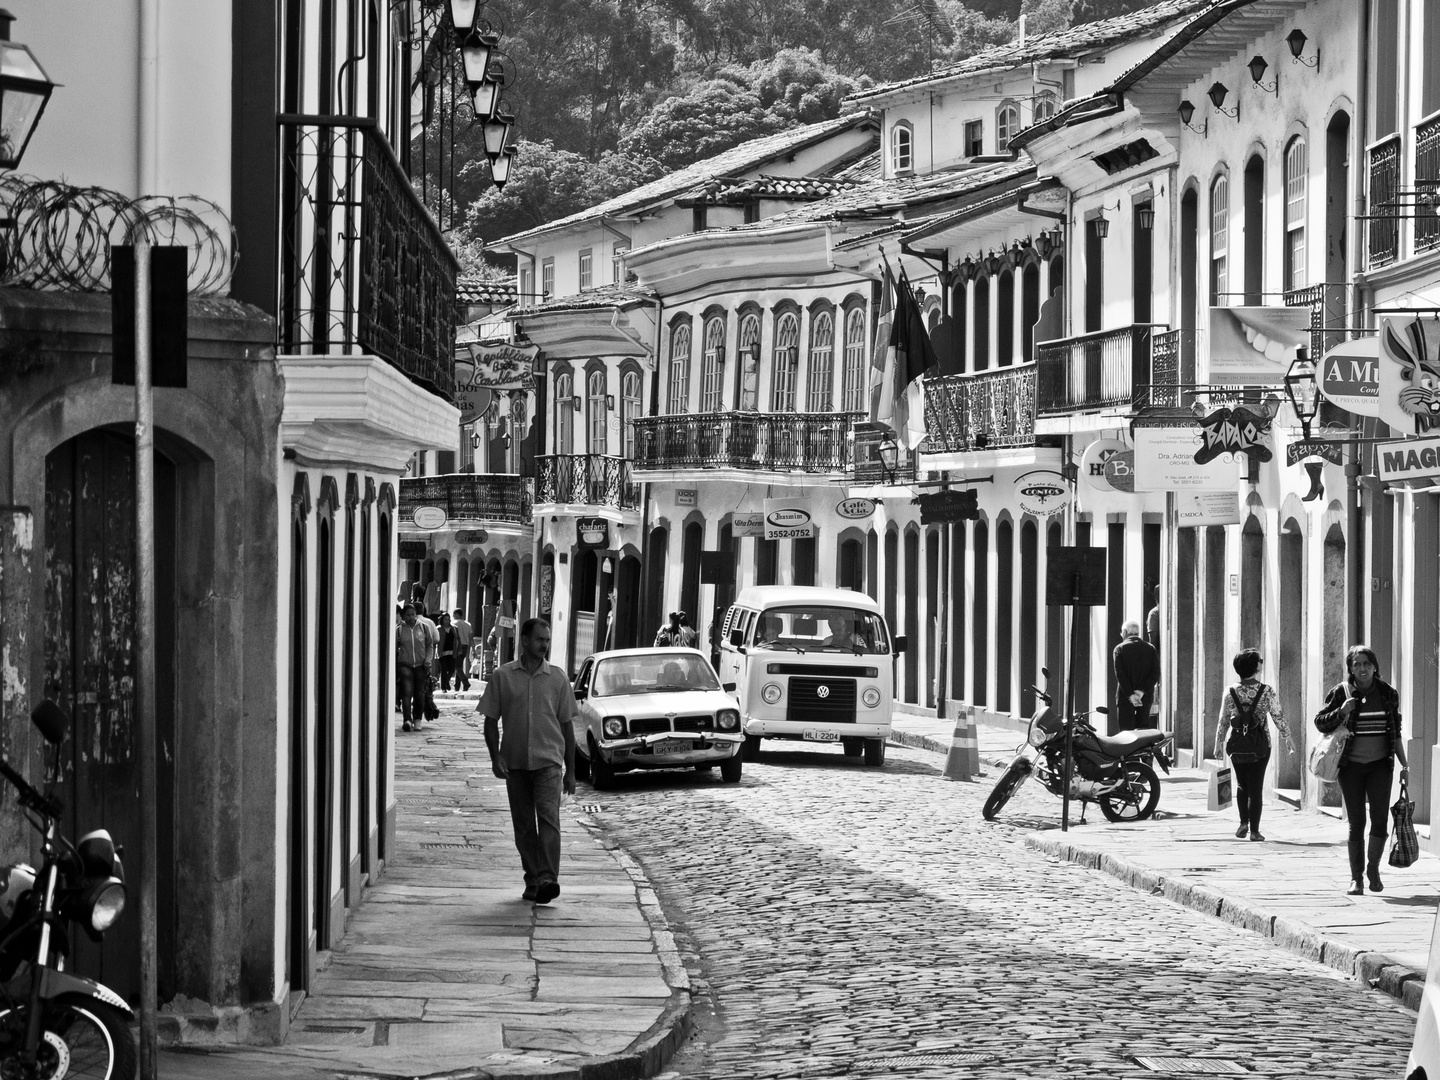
[453,619,474,648]
[477,659,576,769]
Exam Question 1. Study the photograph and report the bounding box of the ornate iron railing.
[631,412,860,473]
[1418,116,1440,253]
[278,114,458,397]
[1284,282,1348,358]
[1035,324,1168,415]
[536,455,641,510]
[923,365,1036,453]
[1368,135,1401,269]
[851,421,916,485]
[398,473,533,525]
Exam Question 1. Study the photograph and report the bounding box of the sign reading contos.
[1378,436,1440,482]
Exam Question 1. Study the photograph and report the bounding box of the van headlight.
[761,683,782,705]
[602,716,626,738]
[717,709,740,731]
[861,687,882,708]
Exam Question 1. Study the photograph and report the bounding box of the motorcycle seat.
[1092,728,1166,756]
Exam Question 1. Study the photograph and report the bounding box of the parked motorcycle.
[982,669,1173,824]
[0,700,135,1079]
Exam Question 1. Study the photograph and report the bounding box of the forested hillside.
[435,0,1159,268]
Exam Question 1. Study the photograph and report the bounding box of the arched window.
[806,310,835,412]
[841,307,867,412]
[1284,137,1308,291]
[890,122,913,173]
[1034,90,1058,121]
[997,101,1020,150]
[555,373,574,455]
[737,312,761,411]
[1210,174,1229,303]
[587,370,607,454]
[621,370,642,459]
[700,315,726,412]
[771,311,800,412]
[667,322,691,413]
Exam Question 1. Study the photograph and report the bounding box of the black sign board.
[1286,439,1345,466]
[1045,547,1107,607]
[398,541,428,561]
[700,551,734,584]
[577,517,609,548]
[111,245,189,387]
[916,489,978,523]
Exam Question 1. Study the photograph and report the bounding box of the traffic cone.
[942,705,977,782]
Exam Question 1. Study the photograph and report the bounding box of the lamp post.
[0,11,56,171]
[1284,346,1321,440]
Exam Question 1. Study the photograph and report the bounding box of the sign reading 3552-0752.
[763,498,815,540]
[1378,436,1440,482]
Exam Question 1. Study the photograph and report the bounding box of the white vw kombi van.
[718,586,905,767]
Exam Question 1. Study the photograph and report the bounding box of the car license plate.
[803,729,840,742]
[652,740,695,755]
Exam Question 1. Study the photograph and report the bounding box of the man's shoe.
[1249,830,1265,842]
[402,722,411,732]
[522,884,537,901]
[534,880,560,905]
[1347,879,1364,896]
[1235,824,1249,838]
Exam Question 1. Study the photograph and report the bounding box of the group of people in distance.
[394,601,476,732]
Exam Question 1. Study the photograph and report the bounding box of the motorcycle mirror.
[1040,666,1049,679]
[1095,705,1109,715]
[30,701,69,746]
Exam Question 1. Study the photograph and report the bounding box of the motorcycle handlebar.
[0,758,62,819]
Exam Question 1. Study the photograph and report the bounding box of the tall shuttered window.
[1210,175,1229,304]
[1284,138,1308,291]
[621,371,641,459]
[841,308,867,412]
[667,323,692,413]
[770,312,800,412]
[588,370,607,453]
[806,310,835,412]
[701,316,726,412]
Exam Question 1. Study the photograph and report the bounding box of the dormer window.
[1034,90,1059,121]
[890,121,914,173]
[997,101,1020,150]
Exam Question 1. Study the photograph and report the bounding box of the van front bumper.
[743,719,892,739]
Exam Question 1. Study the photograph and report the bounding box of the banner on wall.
[1133,425,1237,492]
[1378,316,1440,435]
[1208,306,1310,384]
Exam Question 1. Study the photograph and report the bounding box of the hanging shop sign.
[1133,426,1236,492]
[577,517,609,548]
[676,489,698,507]
[836,497,877,520]
[398,540,428,561]
[915,489,979,524]
[733,512,766,537]
[411,506,448,530]
[1285,440,1344,466]
[1377,435,1440,482]
[763,499,815,539]
[1208,307,1311,385]
[1378,316,1440,435]
[1175,492,1241,528]
[455,529,490,545]
[1103,450,1136,493]
[1193,404,1274,465]
[539,566,554,613]
[1014,470,1071,517]
[1318,337,1380,417]
[455,385,494,426]
[459,341,539,390]
[1080,438,1130,492]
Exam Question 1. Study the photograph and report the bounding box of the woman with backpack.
[1214,649,1296,842]
[1314,644,1409,895]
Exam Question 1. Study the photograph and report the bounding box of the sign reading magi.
[1378,436,1440,482]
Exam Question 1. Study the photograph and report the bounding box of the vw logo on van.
[817,685,830,699]
[766,508,812,528]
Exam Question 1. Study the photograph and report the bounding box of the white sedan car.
[571,648,744,789]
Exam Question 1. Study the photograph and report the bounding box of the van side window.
[728,609,750,647]
[721,605,736,639]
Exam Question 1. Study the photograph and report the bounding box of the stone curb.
[887,728,1009,772]
[1023,834,1427,1011]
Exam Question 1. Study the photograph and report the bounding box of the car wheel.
[720,756,743,783]
[841,737,863,757]
[743,734,762,761]
[863,738,887,767]
[589,736,615,790]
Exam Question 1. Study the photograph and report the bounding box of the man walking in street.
[452,608,474,691]
[437,613,459,692]
[396,604,432,732]
[479,618,577,905]
[1113,619,1160,731]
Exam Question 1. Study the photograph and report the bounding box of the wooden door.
[44,429,177,1004]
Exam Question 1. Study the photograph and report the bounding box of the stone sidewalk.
[893,711,1440,1010]
[159,700,689,1080]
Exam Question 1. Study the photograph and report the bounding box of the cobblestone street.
[579,742,1417,1079]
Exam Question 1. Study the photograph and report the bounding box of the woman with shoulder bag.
[1214,649,1295,842]
[1313,644,1409,895]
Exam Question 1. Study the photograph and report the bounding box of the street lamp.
[1248,55,1278,95]
[0,12,55,171]
[1284,346,1321,440]
[1287,28,1319,68]
[448,0,479,34]
[482,112,514,162]
[491,145,517,191]
[878,438,899,484]
[1091,214,1109,240]
[460,28,499,88]
[1207,81,1239,120]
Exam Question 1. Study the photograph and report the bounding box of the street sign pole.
[936,479,949,721]
[133,238,160,1079]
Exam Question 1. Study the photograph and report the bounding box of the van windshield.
[752,606,888,655]
[592,654,720,695]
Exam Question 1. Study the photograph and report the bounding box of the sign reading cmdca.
[1377,436,1440,482]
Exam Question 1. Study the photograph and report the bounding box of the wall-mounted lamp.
[1049,223,1064,251]
[983,250,1004,275]
[1286,28,1319,69]
[1207,82,1239,120]
[1034,232,1053,259]
[1136,205,1156,231]
[606,393,615,410]
[956,255,979,283]
[1247,55,1278,96]
[914,286,927,304]
[571,394,581,412]
[1091,215,1109,239]
[1178,99,1207,135]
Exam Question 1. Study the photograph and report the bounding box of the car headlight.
[717,709,740,731]
[602,716,626,738]
[86,879,126,934]
[761,683,782,705]
[861,686,882,709]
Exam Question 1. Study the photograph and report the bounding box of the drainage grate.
[856,1053,995,1068]
[419,842,478,850]
[1134,1057,1248,1074]
[576,803,603,813]
[300,1024,367,1034]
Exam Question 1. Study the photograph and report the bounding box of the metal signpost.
[1045,547,1106,832]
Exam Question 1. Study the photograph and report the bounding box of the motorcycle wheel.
[1099,760,1161,823]
[982,761,1029,821]
[0,998,137,1080]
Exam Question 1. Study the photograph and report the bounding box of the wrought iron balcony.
[1035,324,1168,416]
[399,473,533,525]
[537,455,641,511]
[632,412,860,474]
[278,114,458,397]
[1419,117,1440,254]
[1368,134,1401,269]
[923,364,1036,453]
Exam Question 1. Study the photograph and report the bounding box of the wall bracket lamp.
[1247,55,1278,96]
[1207,82,1239,121]
[1287,28,1319,69]
[1178,99,1207,135]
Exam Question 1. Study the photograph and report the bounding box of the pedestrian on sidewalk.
[1315,645,1410,896]
[452,608,474,691]
[1214,649,1295,842]
[396,604,431,732]
[1112,620,1159,731]
[437,614,459,692]
[478,617,578,905]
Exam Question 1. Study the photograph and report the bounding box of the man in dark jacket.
[1113,620,1160,730]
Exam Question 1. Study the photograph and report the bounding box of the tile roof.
[676,173,866,206]
[511,283,656,318]
[845,0,1217,104]
[493,113,877,246]
[457,279,518,305]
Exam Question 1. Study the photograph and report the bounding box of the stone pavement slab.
[892,711,1440,1009]
[158,699,690,1080]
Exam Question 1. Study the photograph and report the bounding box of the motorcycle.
[0,700,135,1079]
[982,668,1173,824]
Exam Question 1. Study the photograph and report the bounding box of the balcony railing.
[851,422,917,485]
[537,455,641,511]
[1418,116,1440,254]
[1368,134,1401,269]
[632,412,860,473]
[399,473,533,525]
[923,364,1036,453]
[1035,324,1167,415]
[278,114,458,397]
